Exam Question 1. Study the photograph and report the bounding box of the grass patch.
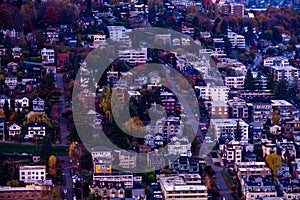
[24,56,41,63]
[0,142,69,156]
[221,170,233,188]
[211,152,218,158]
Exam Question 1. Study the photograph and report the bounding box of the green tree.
[266,153,282,183]
[40,136,52,162]
[244,69,255,90]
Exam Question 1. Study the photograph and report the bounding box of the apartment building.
[219,2,244,17]
[270,65,300,81]
[115,150,137,169]
[248,100,273,123]
[195,84,229,101]
[235,162,272,180]
[264,56,289,67]
[0,186,44,200]
[241,176,277,200]
[224,76,245,89]
[158,174,207,200]
[227,97,248,119]
[107,26,131,47]
[279,179,300,200]
[169,156,200,174]
[208,101,229,119]
[118,48,147,66]
[91,146,113,176]
[221,141,242,165]
[19,166,46,182]
[228,31,246,49]
[210,118,249,144]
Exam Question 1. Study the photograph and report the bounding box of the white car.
[63,188,68,194]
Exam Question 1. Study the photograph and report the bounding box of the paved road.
[56,73,69,145]
[58,156,73,200]
[205,154,233,200]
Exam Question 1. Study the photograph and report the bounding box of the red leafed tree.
[0,4,13,29]
[43,6,62,25]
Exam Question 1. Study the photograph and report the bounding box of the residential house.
[5,76,18,90]
[32,97,45,112]
[11,46,22,59]
[264,56,289,67]
[15,95,29,111]
[0,95,11,108]
[6,62,19,73]
[19,166,46,182]
[56,53,70,67]
[7,122,22,138]
[26,122,46,139]
[41,48,55,64]
[270,65,300,81]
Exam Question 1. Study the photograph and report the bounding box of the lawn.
[0,142,69,156]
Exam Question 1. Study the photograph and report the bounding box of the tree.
[24,112,53,130]
[40,136,52,162]
[244,69,255,90]
[272,109,280,125]
[122,117,145,137]
[255,71,263,90]
[0,4,13,29]
[274,80,289,100]
[43,6,62,25]
[3,100,10,121]
[234,120,242,141]
[266,153,282,183]
[48,155,57,168]
[148,174,155,183]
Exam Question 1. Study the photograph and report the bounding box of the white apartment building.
[41,48,55,64]
[19,166,46,182]
[228,31,246,49]
[263,56,289,67]
[107,26,131,46]
[93,174,134,189]
[221,141,243,164]
[210,118,249,144]
[167,136,191,156]
[224,76,245,89]
[270,65,300,81]
[115,150,137,169]
[195,84,229,101]
[118,48,147,65]
[235,162,272,180]
[158,174,207,200]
